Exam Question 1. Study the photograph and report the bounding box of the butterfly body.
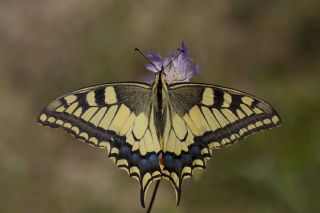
[38,69,281,207]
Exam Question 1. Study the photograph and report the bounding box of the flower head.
[145,42,199,84]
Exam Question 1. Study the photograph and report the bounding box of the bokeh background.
[1,0,319,212]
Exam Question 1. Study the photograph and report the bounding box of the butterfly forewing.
[160,83,281,203]
[37,83,162,207]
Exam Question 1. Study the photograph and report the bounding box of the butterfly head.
[153,68,168,88]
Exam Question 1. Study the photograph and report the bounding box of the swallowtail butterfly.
[37,43,281,207]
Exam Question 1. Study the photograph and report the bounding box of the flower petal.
[145,64,159,73]
[145,42,200,83]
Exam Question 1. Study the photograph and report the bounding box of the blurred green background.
[1,0,320,212]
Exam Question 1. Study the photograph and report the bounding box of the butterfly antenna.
[134,48,160,72]
[163,48,185,70]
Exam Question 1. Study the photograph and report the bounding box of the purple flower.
[145,42,199,84]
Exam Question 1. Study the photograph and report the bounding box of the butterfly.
[37,43,281,207]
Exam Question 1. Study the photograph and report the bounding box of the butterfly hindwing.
[161,83,281,203]
[37,83,162,207]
